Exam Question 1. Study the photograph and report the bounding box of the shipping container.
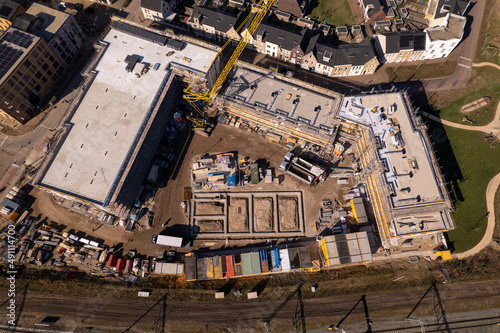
[225,255,235,278]
[115,258,125,271]
[227,173,237,187]
[107,254,117,267]
[124,259,132,272]
[250,163,259,184]
[250,252,262,275]
[185,257,197,280]
[279,249,291,272]
[241,253,253,276]
[260,250,269,273]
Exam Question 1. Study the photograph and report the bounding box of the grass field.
[495,186,500,243]
[475,0,500,65]
[425,67,500,126]
[427,122,500,252]
[309,0,355,26]
[385,62,457,82]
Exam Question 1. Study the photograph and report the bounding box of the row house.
[302,37,379,77]
[428,0,470,27]
[422,13,466,60]
[141,0,178,23]
[374,30,427,63]
[249,23,310,63]
[187,8,379,77]
[188,6,245,43]
[375,11,466,63]
[272,0,310,20]
[358,0,396,24]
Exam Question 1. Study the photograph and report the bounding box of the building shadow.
[409,88,464,206]
[170,130,194,181]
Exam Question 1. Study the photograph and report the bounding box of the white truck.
[152,234,183,248]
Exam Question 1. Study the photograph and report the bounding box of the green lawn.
[385,62,456,82]
[433,87,500,126]
[309,0,355,26]
[428,122,500,252]
[475,0,500,65]
[426,68,500,126]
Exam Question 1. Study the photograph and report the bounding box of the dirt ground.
[254,197,274,232]
[196,219,224,233]
[227,197,249,233]
[278,196,300,231]
[194,201,224,215]
[25,122,349,256]
[26,188,162,257]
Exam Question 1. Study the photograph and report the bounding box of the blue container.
[227,174,236,187]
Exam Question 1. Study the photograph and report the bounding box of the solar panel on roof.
[414,35,426,50]
[0,44,23,77]
[399,35,413,48]
[2,30,34,49]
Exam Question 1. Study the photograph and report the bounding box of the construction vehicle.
[183,0,275,134]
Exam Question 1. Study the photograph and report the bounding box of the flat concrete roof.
[39,27,217,205]
[339,93,443,208]
[393,210,452,235]
[25,3,70,42]
[427,15,465,41]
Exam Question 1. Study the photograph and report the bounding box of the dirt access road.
[2,279,500,332]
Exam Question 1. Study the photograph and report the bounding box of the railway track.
[373,315,500,332]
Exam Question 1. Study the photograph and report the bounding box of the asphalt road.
[2,279,500,332]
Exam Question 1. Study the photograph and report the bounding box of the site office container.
[107,254,117,267]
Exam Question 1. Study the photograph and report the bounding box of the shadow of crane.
[261,284,303,333]
[334,295,372,332]
[406,281,450,333]
[122,294,167,333]
[293,285,306,333]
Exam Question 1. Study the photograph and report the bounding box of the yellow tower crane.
[183,0,275,131]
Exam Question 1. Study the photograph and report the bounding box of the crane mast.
[183,0,275,130]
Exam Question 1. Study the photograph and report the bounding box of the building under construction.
[220,66,342,147]
[338,92,454,248]
[35,20,221,217]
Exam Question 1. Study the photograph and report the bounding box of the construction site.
[220,65,343,148]
[2,12,456,283]
[190,191,305,238]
